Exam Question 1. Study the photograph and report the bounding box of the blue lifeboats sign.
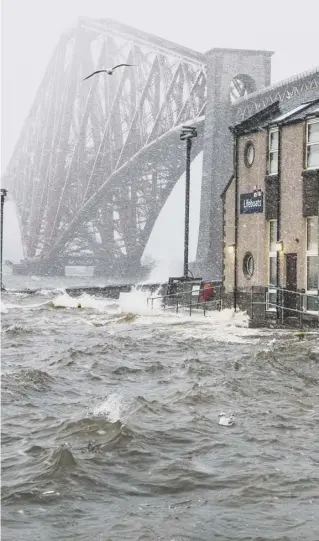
[240,192,263,214]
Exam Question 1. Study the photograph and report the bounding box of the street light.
[1,188,8,291]
[180,125,197,278]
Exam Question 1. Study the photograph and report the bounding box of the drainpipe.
[276,126,282,320]
[233,132,239,312]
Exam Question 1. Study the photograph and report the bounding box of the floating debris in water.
[218,412,235,427]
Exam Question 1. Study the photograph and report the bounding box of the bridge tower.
[195,48,273,280]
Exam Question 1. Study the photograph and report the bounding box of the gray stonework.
[196,48,272,280]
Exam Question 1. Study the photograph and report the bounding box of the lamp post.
[180,125,197,278]
[1,188,8,291]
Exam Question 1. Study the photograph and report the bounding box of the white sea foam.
[118,287,162,315]
[127,299,260,343]
[143,258,183,283]
[92,393,125,423]
[38,287,66,296]
[81,287,263,344]
[0,300,26,312]
[51,292,117,312]
[1,301,8,314]
[2,284,268,345]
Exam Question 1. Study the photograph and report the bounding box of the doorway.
[284,253,297,315]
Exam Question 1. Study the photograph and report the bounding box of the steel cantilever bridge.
[4,18,319,277]
[5,18,206,277]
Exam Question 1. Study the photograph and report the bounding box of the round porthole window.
[243,252,254,278]
[244,142,255,167]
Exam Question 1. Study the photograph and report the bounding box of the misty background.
[1,0,319,274]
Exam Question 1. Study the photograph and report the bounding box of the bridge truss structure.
[4,16,319,277]
[5,18,206,275]
[234,66,319,122]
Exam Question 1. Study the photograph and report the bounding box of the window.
[267,220,277,311]
[307,216,318,252]
[244,142,255,167]
[305,216,318,312]
[268,128,279,175]
[306,120,319,169]
[243,252,254,278]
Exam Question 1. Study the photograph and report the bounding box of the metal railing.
[251,285,319,328]
[147,284,318,327]
[147,285,223,316]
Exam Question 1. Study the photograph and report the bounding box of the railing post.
[298,291,302,329]
[251,286,254,322]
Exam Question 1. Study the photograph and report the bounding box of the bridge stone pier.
[195,47,272,280]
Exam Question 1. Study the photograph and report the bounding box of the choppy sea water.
[1,277,319,541]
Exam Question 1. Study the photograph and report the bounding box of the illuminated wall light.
[275,240,283,252]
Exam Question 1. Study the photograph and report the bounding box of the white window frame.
[268,127,279,176]
[304,216,318,313]
[267,220,277,311]
[306,119,319,170]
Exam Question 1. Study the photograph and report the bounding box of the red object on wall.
[201,283,213,302]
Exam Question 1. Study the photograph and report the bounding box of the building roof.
[268,99,319,126]
[229,101,281,136]
[230,93,319,136]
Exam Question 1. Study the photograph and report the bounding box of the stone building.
[222,96,319,324]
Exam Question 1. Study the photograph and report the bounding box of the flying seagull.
[83,64,135,81]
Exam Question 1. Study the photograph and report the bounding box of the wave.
[112,360,165,375]
[37,444,78,479]
[56,411,134,455]
[118,287,162,315]
[2,369,54,395]
[1,301,8,313]
[48,292,117,311]
[2,324,35,336]
[2,285,262,350]
[57,415,124,438]
[2,444,80,505]
[88,312,140,327]
[251,339,319,380]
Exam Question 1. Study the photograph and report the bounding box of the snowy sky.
[1,0,319,266]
